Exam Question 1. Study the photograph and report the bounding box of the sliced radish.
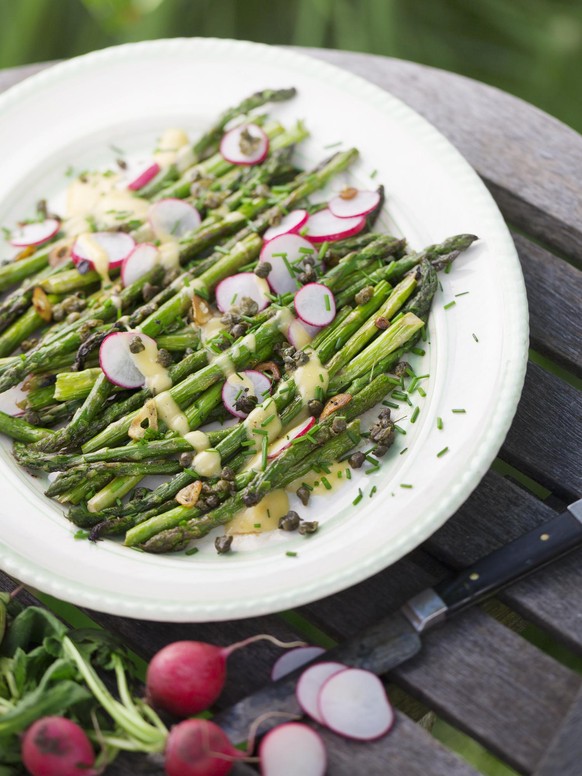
[294,283,336,328]
[99,331,157,389]
[271,646,325,682]
[318,668,394,741]
[263,210,309,242]
[304,208,366,243]
[259,233,316,295]
[127,161,161,191]
[72,231,135,270]
[286,319,322,350]
[329,190,381,218]
[259,723,326,776]
[121,243,159,287]
[148,199,201,240]
[220,123,269,166]
[297,662,346,723]
[267,416,316,460]
[222,370,272,419]
[214,273,270,313]
[10,218,60,248]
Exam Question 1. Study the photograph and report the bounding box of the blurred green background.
[0,0,581,132]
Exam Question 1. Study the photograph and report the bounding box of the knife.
[215,497,582,741]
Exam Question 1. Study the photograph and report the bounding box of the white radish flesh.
[294,283,336,327]
[99,331,157,389]
[121,243,159,287]
[267,416,315,459]
[220,123,269,166]
[214,273,269,313]
[304,208,365,243]
[10,218,60,248]
[263,210,308,242]
[72,231,135,270]
[222,370,272,419]
[259,233,316,295]
[148,199,201,241]
[286,319,322,350]
[271,646,325,681]
[296,662,346,723]
[318,668,394,740]
[329,189,381,218]
[127,161,161,191]
[259,723,326,776]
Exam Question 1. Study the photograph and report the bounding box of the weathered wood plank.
[514,233,582,376]
[501,362,582,498]
[305,48,582,265]
[534,684,582,776]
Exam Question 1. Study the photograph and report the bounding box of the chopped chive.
[408,377,419,394]
[437,416,443,430]
[252,428,269,436]
[472,332,479,342]
[370,169,378,179]
[405,366,416,378]
[74,529,89,540]
[411,347,425,357]
[455,291,470,297]
[385,376,401,386]
[337,471,343,479]
[365,466,380,475]
[319,373,325,383]
[399,447,408,455]
[241,440,256,447]
[382,400,399,409]
[421,326,428,342]
[318,241,329,260]
[417,386,426,398]
[452,408,466,414]
[364,454,379,466]
[346,468,352,480]
[315,386,324,403]
[394,425,406,435]
[324,294,331,312]
[215,245,230,255]
[410,406,420,424]
[254,523,262,528]
[185,547,199,556]
[321,476,332,491]
[298,247,315,255]
[299,226,308,236]
[444,262,452,274]
[369,485,377,497]
[444,301,456,310]
[391,390,408,402]
[437,446,449,457]
[313,480,319,487]
[261,414,275,427]
[353,488,363,506]
[261,435,268,470]
[391,312,404,324]
[347,429,360,444]
[286,551,298,557]
[400,483,413,489]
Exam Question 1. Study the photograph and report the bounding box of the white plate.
[0,39,528,621]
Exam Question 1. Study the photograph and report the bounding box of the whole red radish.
[165,719,242,776]
[147,635,305,717]
[21,716,96,776]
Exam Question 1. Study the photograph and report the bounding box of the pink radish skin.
[148,199,201,240]
[296,662,346,723]
[271,645,325,681]
[263,210,308,242]
[317,668,395,741]
[10,218,60,248]
[222,370,272,419]
[328,190,380,219]
[259,233,316,295]
[214,273,269,314]
[267,417,316,460]
[72,231,135,270]
[165,719,242,776]
[259,723,326,776]
[21,717,96,776]
[121,242,159,287]
[99,331,157,389]
[294,283,336,327]
[304,208,366,243]
[147,635,306,718]
[128,161,161,191]
[220,123,269,166]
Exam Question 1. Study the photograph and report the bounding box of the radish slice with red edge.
[222,370,272,419]
[148,198,201,240]
[214,272,269,313]
[296,662,346,723]
[305,208,366,243]
[329,189,381,218]
[121,243,159,287]
[127,161,161,191]
[318,667,394,740]
[294,283,336,327]
[220,123,269,166]
[271,645,325,681]
[72,232,135,270]
[99,331,157,389]
[263,209,308,242]
[267,416,315,459]
[259,233,316,295]
[259,723,326,776]
[286,319,321,350]
[10,218,60,248]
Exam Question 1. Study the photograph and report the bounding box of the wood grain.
[534,685,582,776]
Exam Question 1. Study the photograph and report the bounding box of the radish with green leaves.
[21,717,96,776]
[164,719,242,776]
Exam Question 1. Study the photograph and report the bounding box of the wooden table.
[1,48,581,775]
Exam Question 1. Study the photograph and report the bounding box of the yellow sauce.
[295,350,329,404]
[73,232,111,283]
[211,352,236,378]
[193,449,222,477]
[153,128,190,168]
[244,398,282,443]
[288,461,349,496]
[226,490,289,535]
[158,241,180,271]
[232,331,257,360]
[287,319,313,350]
[154,391,190,436]
[199,317,226,344]
[129,337,172,394]
[184,430,210,452]
[65,172,149,233]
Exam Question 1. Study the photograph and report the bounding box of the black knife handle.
[434,509,582,616]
